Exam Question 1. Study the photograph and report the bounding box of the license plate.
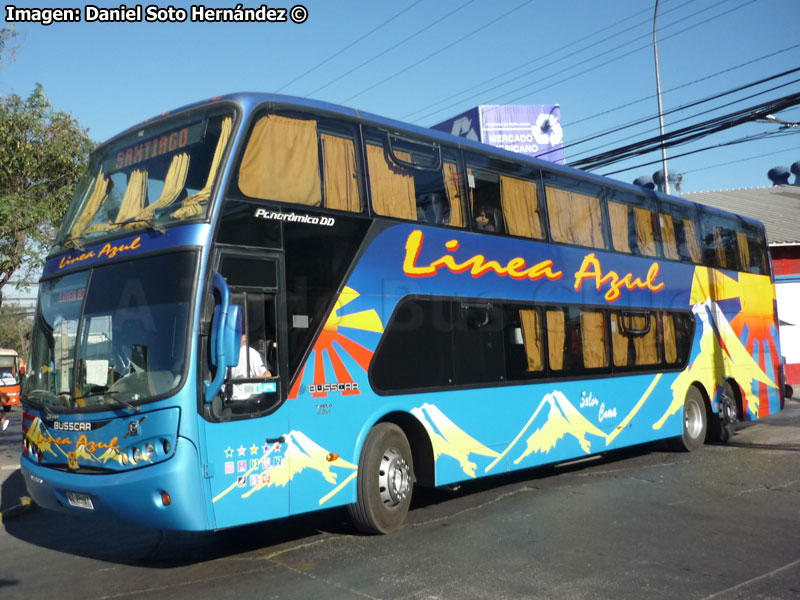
[66,491,94,510]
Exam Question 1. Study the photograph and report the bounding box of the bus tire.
[671,386,707,452]
[709,380,738,443]
[2,405,10,412]
[348,423,414,534]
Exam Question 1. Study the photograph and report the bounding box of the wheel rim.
[721,385,738,424]
[378,447,411,507]
[685,398,703,440]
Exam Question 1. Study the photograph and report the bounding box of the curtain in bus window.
[546,309,565,371]
[684,219,702,262]
[663,313,677,364]
[632,315,659,365]
[131,152,190,224]
[173,116,233,218]
[519,309,543,372]
[367,144,416,220]
[238,115,321,206]
[634,207,657,256]
[500,176,543,239]
[442,160,464,227]
[546,186,603,248]
[115,169,148,224]
[71,167,110,238]
[581,311,607,368]
[321,134,360,212]
[737,231,750,272]
[714,228,727,269]
[659,213,679,260]
[608,201,632,253]
[611,316,629,367]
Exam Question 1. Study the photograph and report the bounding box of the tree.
[0,26,19,69]
[0,84,94,306]
[0,302,32,358]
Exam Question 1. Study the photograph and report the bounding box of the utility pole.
[654,0,670,194]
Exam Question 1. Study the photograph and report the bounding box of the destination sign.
[103,120,205,173]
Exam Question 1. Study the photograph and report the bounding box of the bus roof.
[0,349,18,356]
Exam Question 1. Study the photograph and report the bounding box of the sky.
[2,0,799,196]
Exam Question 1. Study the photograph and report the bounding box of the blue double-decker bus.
[21,93,784,534]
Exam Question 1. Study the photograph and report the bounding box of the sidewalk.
[0,406,31,521]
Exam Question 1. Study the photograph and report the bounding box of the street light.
[654,0,670,194]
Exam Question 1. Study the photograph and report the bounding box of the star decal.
[237,445,246,456]
[224,446,233,458]
[250,444,259,455]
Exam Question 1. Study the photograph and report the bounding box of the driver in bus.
[229,334,272,400]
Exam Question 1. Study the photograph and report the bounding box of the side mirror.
[204,272,243,403]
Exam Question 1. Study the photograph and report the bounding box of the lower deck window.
[371,297,694,394]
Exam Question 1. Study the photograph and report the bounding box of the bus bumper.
[20,436,210,531]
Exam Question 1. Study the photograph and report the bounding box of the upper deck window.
[464,153,544,240]
[606,189,658,257]
[236,113,362,213]
[58,109,234,247]
[657,200,703,264]
[365,129,464,227]
[543,174,605,249]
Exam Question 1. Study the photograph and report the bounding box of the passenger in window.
[475,206,496,232]
[229,334,272,400]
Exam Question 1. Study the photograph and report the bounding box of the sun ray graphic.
[655,268,780,429]
[289,286,383,399]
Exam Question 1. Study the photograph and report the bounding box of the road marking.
[700,557,800,599]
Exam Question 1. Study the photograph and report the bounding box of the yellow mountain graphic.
[513,391,608,464]
[213,430,357,506]
[411,403,500,478]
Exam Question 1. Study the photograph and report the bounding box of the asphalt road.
[2,400,800,600]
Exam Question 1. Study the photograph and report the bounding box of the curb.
[0,496,34,522]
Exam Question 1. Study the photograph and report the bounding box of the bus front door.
[204,253,290,528]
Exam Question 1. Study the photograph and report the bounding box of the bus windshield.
[55,108,234,248]
[0,353,18,386]
[24,251,197,412]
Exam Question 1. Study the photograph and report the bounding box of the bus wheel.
[672,386,707,452]
[2,405,10,413]
[713,381,739,443]
[349,423,414,534]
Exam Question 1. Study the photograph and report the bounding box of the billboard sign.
[433,105,564,164]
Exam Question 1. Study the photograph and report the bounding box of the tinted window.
[236,113,363,213]
[371,298,454,391]
[365,129,464,227]
[542,173,605,249]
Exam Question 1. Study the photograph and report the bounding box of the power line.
[560,72,800,162]
[398,0,679,121]
[415,0,752,125]
[340,0,533,105]
[305,0,477,98]
[562,42,800,129]
[681,143,800,176]
[275,0,426,93]
[498,0,757,107]
[569,91,800,171]
[600,127,800,177]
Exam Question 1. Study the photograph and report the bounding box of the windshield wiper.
[74,390,140,412]
[63,236,85,251]
[23,395,59,420]
[119,217,165,235]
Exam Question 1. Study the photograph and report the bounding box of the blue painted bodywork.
[22,94,782,531]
